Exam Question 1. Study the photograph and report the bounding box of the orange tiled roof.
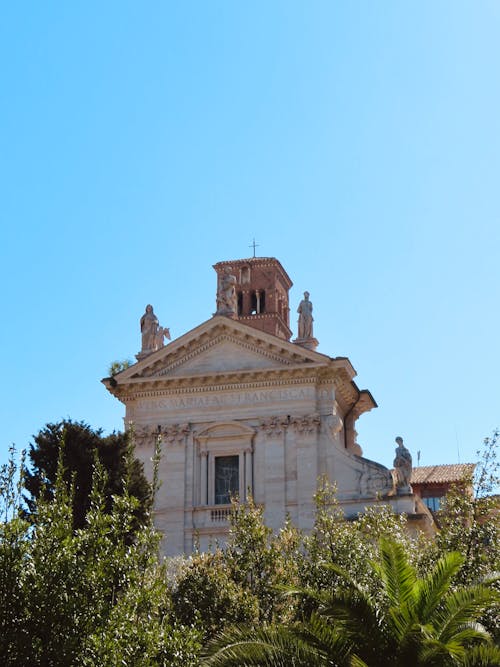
[411,463,475,485]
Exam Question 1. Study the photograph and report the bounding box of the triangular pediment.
[154,335,297,377]
[116,316,331,382]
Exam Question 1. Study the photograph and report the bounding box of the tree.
[169,496,301,640]
[23,420,151,532]
[108,359,132,376]
[201,539,500,667]
[0,443,201,667]
[171,550,259,640]
[427,430,500,641]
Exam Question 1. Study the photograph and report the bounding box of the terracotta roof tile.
[411,463,475,485]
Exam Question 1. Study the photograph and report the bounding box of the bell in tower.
[213,257,293,341]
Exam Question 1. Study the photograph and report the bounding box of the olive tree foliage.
[428,430,500,641]
[0,439,201,667]
[301,478,419,597]
[436,429,499,579]
[170,496,302,640]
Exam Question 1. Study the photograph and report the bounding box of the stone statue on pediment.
[141,305,159,352]
[297,291,313,339]
[139,305,170,357]
[155,326,171,350]
[393,436,412,494]
[216,267,238,316]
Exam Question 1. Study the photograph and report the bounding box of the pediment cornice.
[103,316,372,414]
[114,316,330,382]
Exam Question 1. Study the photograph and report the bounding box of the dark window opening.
[250,290,265,315]
[250,292,257,314]
[237,291,243,315]
[215,455,239,505]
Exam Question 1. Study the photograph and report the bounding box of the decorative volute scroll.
[260,416,289,437]
[289,413,321,434]
[323,413,343,439]
[358,459,394,498]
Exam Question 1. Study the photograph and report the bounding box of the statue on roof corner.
[393,436,412,494]
[297,291,314,339]
[139,305,170,356]
[216,266,238,317]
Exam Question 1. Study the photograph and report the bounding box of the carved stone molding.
[259,416,289,436]
[130,425,158,447]
[161,423,191,444]
[290,413,321,434]
[129,423,191,447]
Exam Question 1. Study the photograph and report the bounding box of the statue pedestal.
[136,350,152,361]
[293,337,319,352]
[213,309,237,319]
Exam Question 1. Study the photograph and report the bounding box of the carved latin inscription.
[133,386,314,415]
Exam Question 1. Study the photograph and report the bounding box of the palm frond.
[321,588,384,643]
[201,623,345,667]
[460,643,500,667]
[373,538,417,608]
[295,612,353,664]
[434,585,499,642]
[412,550,464,622]
[349,656,370,667]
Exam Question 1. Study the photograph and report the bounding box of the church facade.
[103,257,429,556]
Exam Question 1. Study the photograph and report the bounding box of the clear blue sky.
[1,2,499,474]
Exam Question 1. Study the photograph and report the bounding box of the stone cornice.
[115,375,319,402]
[109,315,331,383]
[104,360,360,402]
[213,257,293,289]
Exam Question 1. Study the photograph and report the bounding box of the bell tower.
[213,257,293,341]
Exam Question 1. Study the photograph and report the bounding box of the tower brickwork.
[213,257,293,340]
